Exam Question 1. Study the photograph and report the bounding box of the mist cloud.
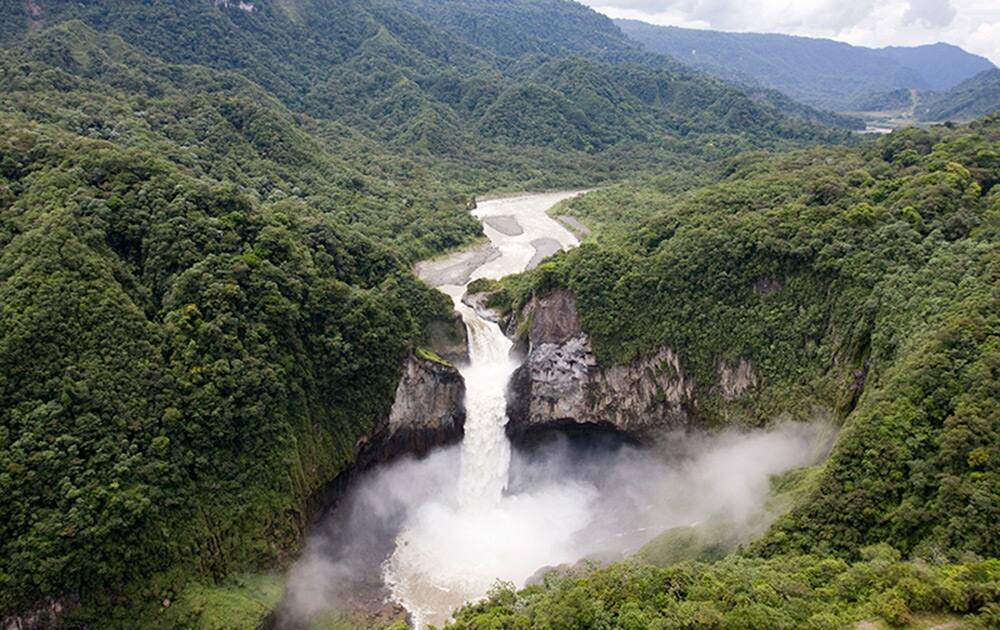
[276,419,833,628]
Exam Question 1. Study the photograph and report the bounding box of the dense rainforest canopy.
[0,0,857,625]
[0,0,998,628]
[476,115,1000,628]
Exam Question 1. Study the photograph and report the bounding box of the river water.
[384,192,582,628]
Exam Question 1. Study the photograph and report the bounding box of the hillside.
[0,0,850,178]
[0,0,863,626]
[918,68,1000,122]
[617,19,995,111]
[460,115,1000,628]
[3,1,998,628]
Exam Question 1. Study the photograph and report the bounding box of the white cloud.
[586,0,1000,64]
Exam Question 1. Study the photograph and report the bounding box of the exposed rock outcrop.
[461,290,506,325]
[507,290,766,442]
[425,312,469,365]
[3,598,65,630]
[717,358,757,401]
[313,351,466,521]
[506,289,695,442]
[357,353,466,465]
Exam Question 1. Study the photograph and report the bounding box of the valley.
[0,1,998,629]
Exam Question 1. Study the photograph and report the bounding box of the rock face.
[424,312,469,365]
[2,599,65,630]
[506,290,697,441]
[461,290,506,325]
[358,353,466,464]
[718,358,757,401]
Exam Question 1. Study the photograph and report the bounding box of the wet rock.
[461,290,506,325]
[359,353,466,465]
[425,311,469,365]
[506,290,695,442]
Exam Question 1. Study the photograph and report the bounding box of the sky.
[582,0,1000,65]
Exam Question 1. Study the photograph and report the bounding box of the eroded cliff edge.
[505,289,758,443]
[357,351,466,467]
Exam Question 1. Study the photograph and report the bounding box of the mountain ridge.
[616,18,996,111]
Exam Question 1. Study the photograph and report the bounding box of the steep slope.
[399,0,645,62]
[0,0,850,170]
[0,0,900,626]
[917,68,1000,122]
[0,17,483,628]
[0,1,858,626]
[617,19,995,111]
[880,42,995,91]
[403,0,863,130]
[457,115,1000,628]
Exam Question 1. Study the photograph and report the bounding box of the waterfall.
[383,192,583,629]
[454,306,516,509]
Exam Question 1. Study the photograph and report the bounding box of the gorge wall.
[504,289,758,442]
[354,351,467,472]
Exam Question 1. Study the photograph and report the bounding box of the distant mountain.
[917,68,1000,122]
[616,19,996,111]
[397,0,862,129]
[878,43,996,91]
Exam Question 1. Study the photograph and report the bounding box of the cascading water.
[453,299,516,509]
[383,192,585,628]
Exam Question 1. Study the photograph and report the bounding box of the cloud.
[592,0,876,31]
[903,0,957,27]
[586,0,1000,64]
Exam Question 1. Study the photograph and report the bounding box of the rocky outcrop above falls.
[506,289,697,442]
[356,352,466,466]
[424,311,469,365]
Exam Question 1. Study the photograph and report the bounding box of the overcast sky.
[583,0,1000,65]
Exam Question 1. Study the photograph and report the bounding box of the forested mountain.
[850,69,1000,125]
[398,0,645,61]
[918,68,1000,122]
[460,114,1000,629]
[617,19,996,111]
[3,1,998,629]
[0,0,849,169]
[0,0,864,626]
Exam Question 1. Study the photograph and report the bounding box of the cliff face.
[357,353,466,465]
[506,290,758,442]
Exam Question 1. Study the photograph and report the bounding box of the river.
[279,191,828,629]
[384,192,583,628]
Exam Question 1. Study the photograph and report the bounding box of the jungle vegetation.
[475,115,1000,628]
[1,0,997,628]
